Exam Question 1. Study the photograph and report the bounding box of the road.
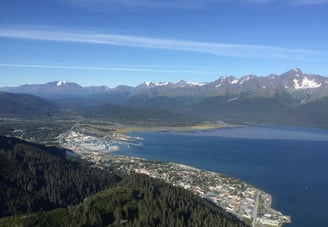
[57,120,80,145]
[252,192,260,227]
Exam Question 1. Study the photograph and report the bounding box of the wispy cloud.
[64,0,226,10]
[0,63,216,74]
[63,0,328,9]
[0,27,325,61]
[291,0,328,5]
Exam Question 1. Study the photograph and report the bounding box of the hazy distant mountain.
[0,81,110,99]
[0,92,59,116]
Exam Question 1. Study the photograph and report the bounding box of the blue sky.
[0,0,327,87]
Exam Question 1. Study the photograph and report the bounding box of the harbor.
[59,127,143,156]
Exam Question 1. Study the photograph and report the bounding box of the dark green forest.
[0,136,120,217]
[1,174,247,227]
[0,136,248,226]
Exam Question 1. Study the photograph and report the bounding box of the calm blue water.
[116,126,328,227]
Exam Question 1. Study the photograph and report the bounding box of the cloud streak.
[0,27,325,61]
[292,0,328,5]
[64,0,328,9]
[0,63,216,74]
[65,0,226,10]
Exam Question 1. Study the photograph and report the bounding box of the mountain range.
[1,69,328,101]
[1,68,328,128]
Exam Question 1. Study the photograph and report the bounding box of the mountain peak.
[175,80,188,87]
[284,68,303,77]
[292,68,302,73]
[138,81,157,88]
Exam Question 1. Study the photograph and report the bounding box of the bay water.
[116,126,328,227]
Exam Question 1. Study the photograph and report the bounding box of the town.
[101,156,291,227]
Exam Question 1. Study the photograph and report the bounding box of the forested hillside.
[0,136,121,217]
[0,174,247,227]
[0,136,248,226]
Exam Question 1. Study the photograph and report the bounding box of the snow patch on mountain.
[293,77,321,90]
[145,81,152,87]
[57,81,66,86]
[155,82,169,87]
[216,83,222,88]
[239,76,251,85]
[231,79,238,85]
[187,82,207,86]
[226,97,238,102]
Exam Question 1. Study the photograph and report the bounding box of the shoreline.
[99,155,291,227]
[115,122,243,134]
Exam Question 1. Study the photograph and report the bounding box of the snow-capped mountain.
[127,68,328,102]
[1,69,327,102]
[136,80,207,89]
[200,68,327,96]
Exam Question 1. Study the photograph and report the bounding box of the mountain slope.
[77,103,202,126]
[0,92,59,116]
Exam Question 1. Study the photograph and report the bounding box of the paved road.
[252,192,260,227]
